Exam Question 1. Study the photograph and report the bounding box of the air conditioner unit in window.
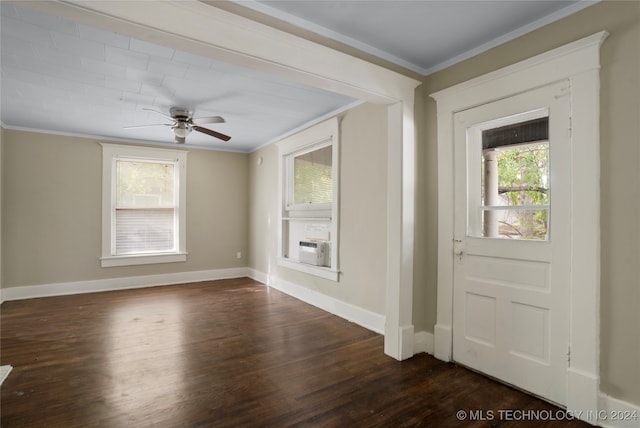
[299,240,327,266]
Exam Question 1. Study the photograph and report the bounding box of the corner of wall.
[413,330,435,355]
[250,268,386,335]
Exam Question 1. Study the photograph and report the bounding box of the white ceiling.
[0,1,596,152]
[0,2,358,152]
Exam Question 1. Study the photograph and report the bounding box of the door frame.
[431,32,608,416]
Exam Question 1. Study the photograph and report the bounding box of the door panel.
[452,82,571,405]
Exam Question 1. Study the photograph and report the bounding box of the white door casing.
[431,32,607,420]
[452,82,571,405]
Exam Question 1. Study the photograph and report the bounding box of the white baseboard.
[247,268,268,285]
[400,325,416,360]
[0,267,251,301]
[0,365,12,386]
[567,367,600,425]
[433,323,453,362]
[414,331,435,355]
[384,324,415,361]
[256,270,386,335]
[596,394,640,428]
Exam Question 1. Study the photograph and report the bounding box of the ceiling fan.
[125,107,231,144]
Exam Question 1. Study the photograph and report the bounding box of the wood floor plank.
[1,278,589,427]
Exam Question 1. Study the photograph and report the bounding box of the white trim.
[431,32,608,104]
[413,331,435,355]
[0,365,13,386]
[100,143,187,268]
[277,258,339,282]
[251,100,364,153]
[247,268,268,285]
[383,101,416,360]
[423,1,600,75]
[276,117,339,154]
[1,124,248,154]
[3,102,366,155]
[261,272,386,335]
[597,394,640,428]
[434,324,453,362]
[568,367,601,424]
[0,268,251,301]
[431,32,607,408]
[228,0,426,75]
[100,253,187,267]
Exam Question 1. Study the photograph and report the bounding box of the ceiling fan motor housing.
[169,107,192,120]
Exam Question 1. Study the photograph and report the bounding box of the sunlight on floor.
[107,299,185,420]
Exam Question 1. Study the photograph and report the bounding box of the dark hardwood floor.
[1,278,588,427]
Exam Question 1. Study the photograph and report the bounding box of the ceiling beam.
[23,0,420,104]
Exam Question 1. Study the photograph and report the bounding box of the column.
[483,149,499,238]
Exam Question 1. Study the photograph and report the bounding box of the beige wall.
[0,128,3,289]
[249,102,388,315]
[2,130,249,287]
[417,0,640,405]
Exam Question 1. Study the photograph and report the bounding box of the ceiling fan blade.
[192,115,225,125]
[175,135,186,144]
[193,125,231,142]
[142,107,174,121]
[124,123,172,129]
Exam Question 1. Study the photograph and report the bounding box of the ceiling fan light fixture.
[172,122,191,138]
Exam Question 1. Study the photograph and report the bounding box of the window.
[278,118,339,281]
[101,144,187,267]
[475,116,550,240]
[288,144,333,209]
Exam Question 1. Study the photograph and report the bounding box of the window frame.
[277,118,340,281]
[467,109,551,241]
[101,143,187,267]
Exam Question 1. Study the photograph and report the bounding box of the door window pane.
[480,118,549,240]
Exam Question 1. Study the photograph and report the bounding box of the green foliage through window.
[482,143,549,239]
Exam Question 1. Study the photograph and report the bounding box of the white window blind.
[115,209,175,254]
[292,144,332,207]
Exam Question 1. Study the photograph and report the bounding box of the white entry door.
[452,81,571,405]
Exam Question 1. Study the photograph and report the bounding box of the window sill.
[101,253,187,268]
[278,258,339,282]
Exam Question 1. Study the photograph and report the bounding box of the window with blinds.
[277,117,339,281]
[115,160,176,255]
[101,143,187,267]
[293,145,332,206]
